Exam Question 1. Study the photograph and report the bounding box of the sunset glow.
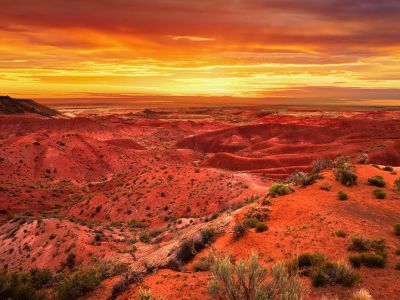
[1,0,400,105]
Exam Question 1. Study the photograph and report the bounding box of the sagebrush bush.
[201,227,216,245]
[243,217,259,228]
[338,191,348,201]
[207,253,301,300]
[352,288,373,300]
[55,266,102,300]
[349,255,362,268]
[194,256,213,272]
[335,230,347,238]
[367,175,386,187]
[255,222,268,232]
[333,156,357,186]
[312,158,332,173]
[357,153,369,165]
[269,183,293,198]
[360,252,386,268]
[0,269,52,300]
[232,222,247,240]
[289,171,322,187]
[373,189,386,199]
[137,288,164,300]
[311,261,359,287]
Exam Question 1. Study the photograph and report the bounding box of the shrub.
[395,179,400,192]
[394,224,400,236]
[383,166,393,172]
[139,230,151,243]
[311,261,359,287]
[111,277,129,299]
[395,249,400,256]
[348,237,386,253]
[232,222,247,240]
[66,253,76,269]
[194,256,212,272]
[137,288,164,300]
[367,175,386,187]
[349,255,362,268]
[0,269,51,300]
[333,156,357,186]
[335,230,347,238]
[373,189,386,199]
[320,183,332,191]
[334,169,358,186]
[312,158,332,173]
[357,153,369,165]
[289,171,321,187]
[338,191,348,201]
[269,183,293,198]
[243,217,258,228]
[55,266,102,300]
[396,263,400,270]
[201,228,216,245]
[287,252,326,272]
[352,289,373,300]
[255,222,268,232]
[360,253,386,268]
[207,253,301,300]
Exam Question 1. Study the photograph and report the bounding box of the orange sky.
[1,0,400,105]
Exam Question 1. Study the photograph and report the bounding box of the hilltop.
[0,95,60,117]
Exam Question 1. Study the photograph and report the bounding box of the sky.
[1,0,400,105]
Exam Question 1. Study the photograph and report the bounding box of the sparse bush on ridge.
[333,156,358,186]
[311,261,359,287]
[383,166,393,172]
[357,153,369,165]
[288,170,322,187]
[368,176,385,187]
[255,222,268,232]
[269,183,293,198]
[320,183,332,191]
[312,158,332,173]
[348,237,387,268]
[207,253,301,300]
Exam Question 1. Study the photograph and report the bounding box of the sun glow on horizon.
[1,0,400,104]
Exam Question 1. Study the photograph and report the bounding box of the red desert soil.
[115,165,400,300]
[1,105,400,299]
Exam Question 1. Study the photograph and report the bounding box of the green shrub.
[395,179,400,192]
[194,256,212,272]
[55,266,102,300]
[349,255,362,268]
[333,156,357,186]
[367,175,386,187]
[289,171,322,187]
[66,253,76,269]
[255,222,268,232]
[348,237,386,254]
[338,191,348,201]
[373,189,386,199]
[139,230,151,243]
[335,230,347,238]
[269,183,293,198]
[288,252,326,271]
[383,166,393,172]
[243,217,258,228]
[201,228,216,245]
[394,224,400,236]
[207,253,301,300]
[311,261,359,287]
[357,153,369,165]
[0,269,51,300]
[232,222,247,240]
[360,252,386,268]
